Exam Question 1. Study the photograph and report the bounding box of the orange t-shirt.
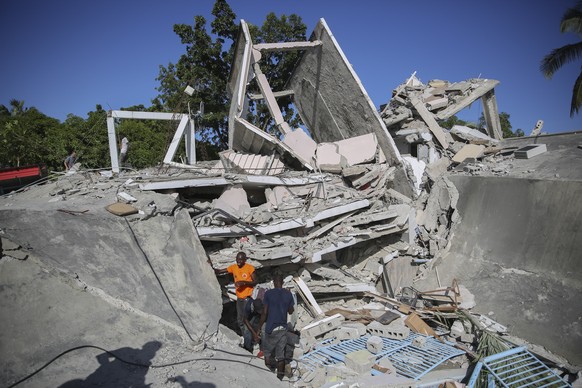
[227,263,255,299]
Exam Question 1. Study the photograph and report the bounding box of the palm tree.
[540,2,582,117]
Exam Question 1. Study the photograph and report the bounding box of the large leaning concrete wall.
[287,19,401,166]
[433,175,582,365]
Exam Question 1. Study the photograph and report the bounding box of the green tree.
[478,111,523,138]
[155,0,307,155]
[154,0,236,151]
[0,100,60,167]
[439,115,467,130]
[245,13,306,135]
[540,1,582,117]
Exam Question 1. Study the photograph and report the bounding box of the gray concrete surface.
[0,189,256,387]
[417,133,582,366]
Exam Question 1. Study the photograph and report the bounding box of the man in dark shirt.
[242,297,263,354]
[258,274,294,380]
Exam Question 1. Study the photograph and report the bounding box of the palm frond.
[540,42,582,78]
[570,68,582,116]
[561,8,582,34]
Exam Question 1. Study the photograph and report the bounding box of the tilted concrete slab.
[0,209,221,336]
[140,173,328,191]
[287,19,402,167]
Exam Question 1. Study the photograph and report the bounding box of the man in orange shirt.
[214,251,257,337]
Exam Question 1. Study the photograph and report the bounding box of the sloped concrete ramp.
[0,208,222,384]
[431,175,582,365]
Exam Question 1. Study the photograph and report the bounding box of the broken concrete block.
[332,326,362,341]
[265,186,292,210]
[366,335,384,354]
[417,144,430,163]
[344,349,376,374]
[450,320,465,338]
[324,364,359,383]
[426,157,451,181]
[458,284,476,309]
[301,313,345,338]
[426,96,448,111]
[336,133,378,166]
[412,336,427,348]
[366,321,410,339]
[282,129,317,165]
[315,143,344,172]
[213,184,250,219]
[342,322,367,336]
[1,238,20,251]
[117,192,137,203]
[429,240,438,256]
[451,144,485,163]
[460,333,475,343]
[476,314,507,333]
[514,144,547,159]
[451,125,498,145]
[374,357,396,375]
[385,188,412,205]
[342,164,369,178]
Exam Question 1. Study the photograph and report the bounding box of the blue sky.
[2,0,581,134]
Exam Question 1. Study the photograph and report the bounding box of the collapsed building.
[1,18,581,387]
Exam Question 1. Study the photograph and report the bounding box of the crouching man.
[258,274,294,380]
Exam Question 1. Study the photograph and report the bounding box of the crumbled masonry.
[1,17,581,387]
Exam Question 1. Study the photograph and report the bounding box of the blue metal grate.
[468,346,571,388]
[300,333,465,380]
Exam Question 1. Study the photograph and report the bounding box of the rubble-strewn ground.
[2,131,581,387]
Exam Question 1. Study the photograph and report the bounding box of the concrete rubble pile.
[2,17,581,388]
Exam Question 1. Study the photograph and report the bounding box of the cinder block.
[344,349,376,374]
[412,336,427,348]
[367,335,384,354]
[334,326,362,341]
[342,322,367,336]
[301,313,345,338]
[367,321,410,339]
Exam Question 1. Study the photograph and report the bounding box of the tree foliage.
[478,111,523,138]
[540,1,582,117]
[0,100,60,167]
[439,115,469,130]
[245,13,307,134]
[154,0,307,148]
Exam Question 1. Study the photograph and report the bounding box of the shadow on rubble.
[166,376,216,387]
[59,341,164,388]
